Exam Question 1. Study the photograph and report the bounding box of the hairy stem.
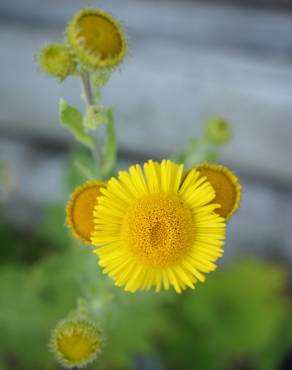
[81,71,95,105]
[80,71,103,168]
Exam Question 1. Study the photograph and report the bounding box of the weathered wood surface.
[1,0,292,184]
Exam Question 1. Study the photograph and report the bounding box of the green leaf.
[59,98,94,149]
[101,107,117,178]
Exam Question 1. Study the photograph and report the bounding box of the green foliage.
[0,250,170,370]
[39,202,71,250]
[0,202,170,370]
[0,220,51,264]
[98,290,174,370]
[1,213,290,370]
[0,250,82,370]
[59,99,95,149]
[157,260,290,370]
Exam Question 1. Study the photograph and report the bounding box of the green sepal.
[59,98,95,149]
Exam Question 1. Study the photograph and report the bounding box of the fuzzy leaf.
[59,99,94,148]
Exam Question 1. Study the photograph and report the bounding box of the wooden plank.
[1,0,292,184]
[2,0,292,53]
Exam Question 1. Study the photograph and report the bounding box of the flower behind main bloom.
[196,163,241,220]
[66,180,107,244]
[91,160,226,293]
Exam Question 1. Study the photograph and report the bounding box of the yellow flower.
[196,163,241,220]
[66,180,106,244]
[67,8,127,70]
[50,316,102,369]
[38,43,76,81]
[91,160,226,293]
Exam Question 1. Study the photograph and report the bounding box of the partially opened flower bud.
[50,316,103,369]
[38,43,76,81]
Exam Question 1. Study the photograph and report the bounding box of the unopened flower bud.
[50,316,103,368]
[204,117,232,145]
[38,43,76,81]
[83,105,106,130]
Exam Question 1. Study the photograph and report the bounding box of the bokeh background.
[1,0,292,370]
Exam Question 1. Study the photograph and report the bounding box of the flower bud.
[38,43,76,81]
[83,105,106,129]
[50,316,102,368]
[204,117,232,145]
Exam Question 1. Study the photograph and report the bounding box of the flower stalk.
[81,71,95,106]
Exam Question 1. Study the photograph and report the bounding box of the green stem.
[73,160,96,180]
[80,71,95,105]
[80,71,103,167]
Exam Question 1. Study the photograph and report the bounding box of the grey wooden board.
[1,0,292,184]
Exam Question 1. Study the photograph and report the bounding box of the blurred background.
[1,0,292,370]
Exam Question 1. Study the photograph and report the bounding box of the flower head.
[38,43,76,81]
[66,180,106,244]
[204,117,232,145]
[50,316,102,369]
[196,163,241,220]
[91,160,226,293]
[67,8,127,70]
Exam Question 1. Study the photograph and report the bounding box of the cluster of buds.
[37,8,128,174]
[37,8,127,81]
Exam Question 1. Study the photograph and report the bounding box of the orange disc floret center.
[57,333,95,362]
[121,194,194,268]
[77,14,122,59]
